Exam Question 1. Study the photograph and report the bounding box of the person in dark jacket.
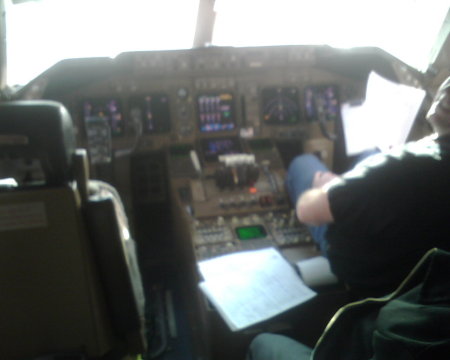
[285,76,450,296]
[247,76,450,360]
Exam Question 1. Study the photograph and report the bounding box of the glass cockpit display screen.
[304,85,340,122]
[129,94,171,134]
[201,137,242,161]
[82,98,124,137]
[261,87,300,124]
[198,92,235,132]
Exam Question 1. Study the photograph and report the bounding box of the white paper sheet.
[198,248,316,331]
[341,103,376,155]
[296,256,338,287]
[342,72,426,156]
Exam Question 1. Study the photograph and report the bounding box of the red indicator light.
[249,187,258,194]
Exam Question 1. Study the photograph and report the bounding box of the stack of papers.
[198,248,316,331]
[341,71,426,155]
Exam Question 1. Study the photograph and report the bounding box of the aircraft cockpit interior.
[0,1,449,359]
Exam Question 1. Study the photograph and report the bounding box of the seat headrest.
[0,100,76,186]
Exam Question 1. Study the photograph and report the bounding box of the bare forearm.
[296,188,334,225]
[296,171,339,225]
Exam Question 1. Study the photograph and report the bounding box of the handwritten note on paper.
[198,248,316,331]
[342,71,426,156]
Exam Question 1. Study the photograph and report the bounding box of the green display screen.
[235,225,267,240]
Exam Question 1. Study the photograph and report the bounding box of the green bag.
[312,248,450,360]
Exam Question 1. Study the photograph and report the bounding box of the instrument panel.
[71,68,349,148]
[19,45,403,168]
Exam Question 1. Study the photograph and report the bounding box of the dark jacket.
[312,248,450,359]
[327,135,450,296]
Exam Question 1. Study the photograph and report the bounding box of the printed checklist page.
[198,247,316,331]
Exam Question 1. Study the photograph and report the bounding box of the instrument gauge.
[261,87,300,124]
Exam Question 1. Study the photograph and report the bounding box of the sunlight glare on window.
[213,0,449,71]
[6,0,200,86]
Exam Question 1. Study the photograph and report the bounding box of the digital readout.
[235,225,267,240]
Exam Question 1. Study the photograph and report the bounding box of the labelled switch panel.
[192,210,312,260]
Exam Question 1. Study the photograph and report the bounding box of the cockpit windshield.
[4,0,450,87]
[213,0,449,71]
[4,0,200,86]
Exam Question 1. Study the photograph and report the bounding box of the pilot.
[286,76,450,297]
[246,77,450,360]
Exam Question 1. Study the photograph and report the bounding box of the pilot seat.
[0,100,147,359]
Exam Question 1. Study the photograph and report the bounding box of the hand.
[427,81,450,134]
[312,171,339,189]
